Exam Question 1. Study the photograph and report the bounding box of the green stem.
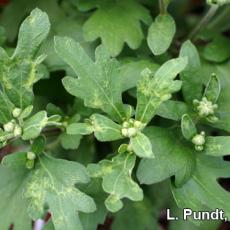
[188,5,219,40]
[159,0,167,14]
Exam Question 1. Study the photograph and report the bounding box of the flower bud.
[121,128,128,137]
[192,132,206,146]
[127,144,133,152]
[13,125,22,137]
[195,145,204,151]
[25,160,35,169]
[27,152,36,160]
[127,127,137,137]
[3,121,15,132]
[196,97,218,117]
[122,121,129,128]
[134,120,142,129]
[12,107,22,118]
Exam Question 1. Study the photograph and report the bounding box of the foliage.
[0,0,230,229]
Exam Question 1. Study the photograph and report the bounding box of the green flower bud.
[25,159,35,169]
[192,132,206,147]
[27,151,36,160]
[195,145,204,151]
[127,144,133,152]
[13,125,22,137]
[127,127,137,137]
[121,128,129,137]
[122,121,129,128]
[134,120,142,128]
[12,107,22,118]
[195,97,218,117]
[3,121,15,132]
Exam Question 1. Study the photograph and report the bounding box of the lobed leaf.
[54,36,126,122]
[87,152,143,212]
[81,0,151,56]
[0,166,31,230]
[0,8,50,109]
[137,127,196,187]
[24,154,96,230]
[172,155,230,224]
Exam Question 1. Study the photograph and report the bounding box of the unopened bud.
[3,121,15,132]
[195,145,204,151]
[25,160,35,169]
[127,127,137,137]
[13,125,22,137]
[12,107,22,118]
[121,128,129,137]
[192,133,206,146]
[122,121,129,128]
[27,152,36,160]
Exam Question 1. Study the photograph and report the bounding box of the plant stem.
[188,5,219,41]
[159,0,167,14]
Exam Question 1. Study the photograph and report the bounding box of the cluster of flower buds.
[0,107,23,144]
[121,119,145,138]
[193,97,218,122]
[192,131,206,151]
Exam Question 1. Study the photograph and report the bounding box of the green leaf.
[19,105,34,119]
[172,155,230,223]
[135,57,187,124]
[204,73,220,103]
[156,100,189,121]
[0,165,31,230]
[0,91,14,125]
[112,199,156,230]
[181,114,197,140]
[54,36,126,122]
[79,179,107,230]
[87,152,143,212]
[31,136,46,155]
[120,59,159,92]
[13,8,50,59]
[203,136,230,156]
[81,0,151,56]
[24,154,96,230]
[203,35,230,63]
[22,111,48,140]
[67,123,94,135]
[179,40,203,104]
[130,132,154,158]
[0,9,50,108]
[147,14,176,55]
[2,152,27,169]
[90,114,123,142]
[137,127,196,187]
[60,133,82,150]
